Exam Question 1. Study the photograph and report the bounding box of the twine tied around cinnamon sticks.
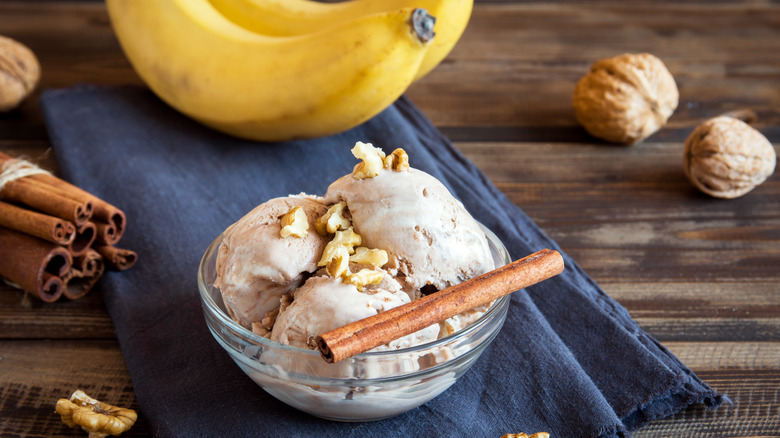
[316,248,565,363]
[0,152,137,302]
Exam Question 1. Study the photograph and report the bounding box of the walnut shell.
[0,35,40,112]
[684,115,776,199]
[573,53,679,145]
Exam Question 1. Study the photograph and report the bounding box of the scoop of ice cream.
[323,168,495,291]
[215,195,330,328]
[270,274,439,350]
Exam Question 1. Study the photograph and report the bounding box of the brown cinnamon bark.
[0,226,72,302]
[94,221,119,246]
[0,200,76,245]
[0,178,92,225]
[316,249,565,363]
[68,221,96,256]
[63,248,104,300]
[96,245,137,271]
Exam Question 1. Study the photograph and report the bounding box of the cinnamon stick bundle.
[0,152,137,301]
[316,249,565,363]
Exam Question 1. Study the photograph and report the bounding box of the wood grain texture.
[1,1,778,437]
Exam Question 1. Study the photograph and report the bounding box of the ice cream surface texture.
[324,167,494,291]
[215,195,329,328]
[215,143,496,350]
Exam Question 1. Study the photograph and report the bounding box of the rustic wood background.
[1,1,778,437]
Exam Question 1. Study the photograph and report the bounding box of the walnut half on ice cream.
[351,141,386,179]
[280,206,309,238]
[315,201,350,235]
[384,148,410,172]
[572,53,678,145]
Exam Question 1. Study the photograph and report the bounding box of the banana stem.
[411,8,436,44]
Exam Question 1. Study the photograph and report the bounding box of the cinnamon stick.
[0,178,92,225]
[315,249,565,363]
[68,222,96,256]
[28,173,125,241]
[63,248,104,300]
[96,245,138,271]
[0,200,76,245]
[0,226,72,302]
[93,221,119,246]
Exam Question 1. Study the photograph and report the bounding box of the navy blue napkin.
[40,84,724,438]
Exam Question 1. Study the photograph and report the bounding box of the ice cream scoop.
[271,274,439,350]
[324,168,495,291]
[215,195,330,328]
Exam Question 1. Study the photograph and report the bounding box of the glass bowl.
[197,224,511,422]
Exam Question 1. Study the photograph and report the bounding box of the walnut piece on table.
[683,115,776,199]
[572,53,678,145]
[55,390,137,438]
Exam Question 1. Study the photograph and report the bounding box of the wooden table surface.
[1,1,778,437]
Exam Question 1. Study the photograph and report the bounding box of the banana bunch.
[106,0,473,142]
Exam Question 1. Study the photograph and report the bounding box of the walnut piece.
[326,245,351,278]
[315,201,350,235]
[347,268,384,290]
[384,148,410,171]
[572,53,678,145]
[349,246,388,268]
[279,206,309,238]
[55,390,137,438]
[351,141,386,179]
[0,35,40,112]
[684,115,776,199]
[501,434,550,438]
[318,227,362,267]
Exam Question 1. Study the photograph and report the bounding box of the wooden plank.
[663,342,780,371]
[0,288,116,340]
[635,371,780,437]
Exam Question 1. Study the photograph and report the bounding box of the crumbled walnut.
[349,246,389,268]
[501,434,550,438]
[384,148,410,171]
[315,202,351,235]
[351,141,386,179]
[326,245,351,278]
[347,268,384,290]
[55,390,137,438]
[318,227,362,267]
[279,206,309,238]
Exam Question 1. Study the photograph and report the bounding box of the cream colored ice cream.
[215,195,329,328]
[323,167,495,291]
[270,274,439,350]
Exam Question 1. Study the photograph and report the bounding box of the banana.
[207,0,473,81]
[106,0,434,141]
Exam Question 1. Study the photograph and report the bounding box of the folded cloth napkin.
[40,84,724,438]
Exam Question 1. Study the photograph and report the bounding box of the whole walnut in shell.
[0,35,40,112]
[684,115,776,199]
[573,53,678,145]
